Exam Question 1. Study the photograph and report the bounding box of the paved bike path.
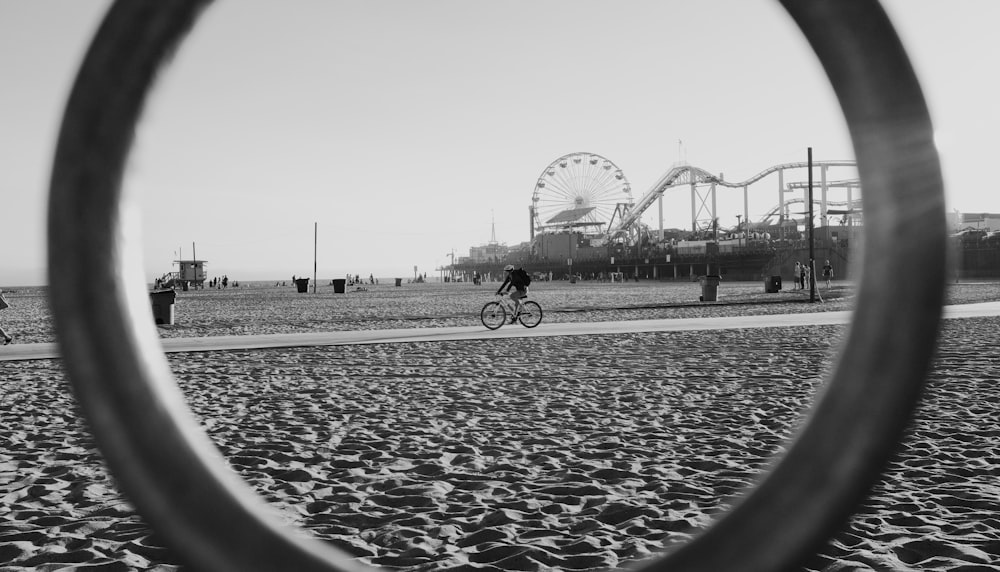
[4,301,1000,362]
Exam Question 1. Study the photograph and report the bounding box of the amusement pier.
[449,152,998,284]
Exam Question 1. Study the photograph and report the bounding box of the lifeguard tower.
[157,259,207,290]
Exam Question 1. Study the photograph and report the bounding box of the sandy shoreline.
[1,279,998,344]
[2,281,1000,570]
[3,279,858,344]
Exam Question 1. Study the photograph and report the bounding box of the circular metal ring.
[47,2,945,572]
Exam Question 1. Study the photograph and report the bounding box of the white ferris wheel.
[532,152,633,235]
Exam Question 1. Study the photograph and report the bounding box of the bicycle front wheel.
[517,301,542,328]
[481,301,506,330]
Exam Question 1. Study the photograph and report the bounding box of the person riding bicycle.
[497,264,529,323]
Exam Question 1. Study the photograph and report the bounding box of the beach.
[1,280,999,571]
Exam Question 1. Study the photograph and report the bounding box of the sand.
[1,280,1000,571]
[0,279,860,344]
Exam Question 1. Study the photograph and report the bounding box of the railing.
[45,1,946,571]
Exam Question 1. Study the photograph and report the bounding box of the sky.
[2,1,998,285]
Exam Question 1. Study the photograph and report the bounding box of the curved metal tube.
[640,1,947,569]
[47,2,368,571]
[46,1,945,572]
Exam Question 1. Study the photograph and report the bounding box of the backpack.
[513,268,531,287]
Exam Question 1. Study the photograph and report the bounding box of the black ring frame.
[47,2,946,571]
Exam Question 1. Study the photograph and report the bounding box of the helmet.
[503,264,514,272]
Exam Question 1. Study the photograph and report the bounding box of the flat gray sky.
[2,1,997,285]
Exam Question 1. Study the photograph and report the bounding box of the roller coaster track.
[607,160,857,238]
[757,196,861,226]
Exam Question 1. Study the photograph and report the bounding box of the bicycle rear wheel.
[480,301,506,330]
[517,300,542,328]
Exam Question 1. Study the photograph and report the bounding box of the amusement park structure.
[605,160,861,240]
[529,152,633,240]
[455,152,864,282]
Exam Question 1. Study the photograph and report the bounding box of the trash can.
[295,278,310,293]
[395,278,402,287]
[699,275,721,302]
[149,289,176,325]
[332,278,346,293]
[764,275,782,293]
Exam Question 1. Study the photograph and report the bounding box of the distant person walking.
[799,262,806,291]
[822,259,834,288]
[793,262,802,290]
[0,289,13,345]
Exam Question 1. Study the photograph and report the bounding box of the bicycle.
[481,294,542,330]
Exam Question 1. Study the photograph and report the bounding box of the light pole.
[736,214,742,250]
[808,147,816,303]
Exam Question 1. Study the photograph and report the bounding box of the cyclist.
[497,264,529,323]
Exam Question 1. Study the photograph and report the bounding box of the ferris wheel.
[532,152,633,234]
